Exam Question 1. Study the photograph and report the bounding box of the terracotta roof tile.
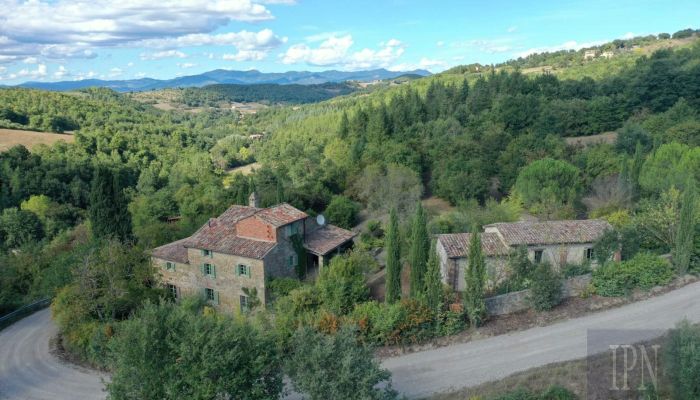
[437,232,510,258]
[304,225,356,255]
[485,219,611,246]
[254,203,307,227]
[184,217,276,260]
[150,238,189,264]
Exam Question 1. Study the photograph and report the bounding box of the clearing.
[564,131,618,147]
[0,129,74,151]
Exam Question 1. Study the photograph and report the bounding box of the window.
[205,288,219,304]
[165,262,175,271]
[585,248,594,261]
[287,254,297,268]
[201,263,216,278]
[534,250,544,264]
[240,295,249,312]
[285,222,300,238]
[166,284,178,299]
[237,264,250,277]
[201,249,213,258]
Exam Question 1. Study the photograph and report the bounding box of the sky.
[0,0,698,84]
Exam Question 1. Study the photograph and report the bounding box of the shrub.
[528,263,562,311]
[561,262,592,278]
[324,195,360,229]
[267,277,303,299]
[592,253,674,297]
[491,386,576,400]
[665,320,700,400]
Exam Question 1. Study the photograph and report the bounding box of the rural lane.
[0,308,106,400]
[3,281,700,399]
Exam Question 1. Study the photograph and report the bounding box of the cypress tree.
[385,208,402,304]
[464,230,486,327]
[424,240,442,311]
[674,178,697,274]
[338,111,350,139]
[409,203,429,298]
[89,166,132,242]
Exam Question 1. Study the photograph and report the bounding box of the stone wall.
[485,274,592,316]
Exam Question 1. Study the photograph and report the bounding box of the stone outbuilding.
[436,219,614,292]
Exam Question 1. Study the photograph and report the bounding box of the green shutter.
[200,264,205,275]
[213,291,219,305]
[246,265,251,278]
[211,265,216,278]
[235,265,241,277]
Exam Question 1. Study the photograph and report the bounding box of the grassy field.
[0,129,74,151]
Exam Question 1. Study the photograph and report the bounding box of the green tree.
[317,250,370,315]
[464,231,486,327]
[666,320,700,400]
[324,195,360,229]
[107,301,282,400]
[409,203,429,298]
[89,166,132,241]
[528,262,562,311]
[423,240,442,312]
[385,208,402,304]
[285,326,397,400]
[674,178,697,274]
[514,158,581,217]
[0,208,44,248]
[639,142,700,195]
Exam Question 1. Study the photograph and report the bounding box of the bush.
[324,195,360,229]
[592,253,674,297]
[528,263,562,311]
[561,262,592,278]
[666,320,700,400]
[267,277,303,300]
[491,386,577,400]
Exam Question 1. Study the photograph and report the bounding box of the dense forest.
[0,31,698,399]
[181,82,358,106]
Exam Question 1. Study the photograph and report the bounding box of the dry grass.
[0,129,74,151]
[422,196,456,216]
[565,132,618,147]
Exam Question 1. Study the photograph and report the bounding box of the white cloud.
[140,29,286,50]
[134,72,147,78]
[108,67,123,78]
[223,50,266,61]
[281,35,405,70]
[23,57,38,64]
[390,57,447,73]
[177,62,197,68]
[126,62,134,67]
[507,26,518,33]
[516,39,607,58]
[623,32,635,39]
[454,38,515,53]
[436,41,445,48]
[53,65,69,78]
[140,50,187,60]
[16,64,48,79]
[0,0,282,60]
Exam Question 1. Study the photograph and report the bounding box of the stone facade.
[151,202,356,314]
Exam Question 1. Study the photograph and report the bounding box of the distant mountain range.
[15,68,431,92]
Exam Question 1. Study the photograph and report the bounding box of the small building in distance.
[584,50,597,60]
[600,50,615,59]
[436,219,614,291]
[150,197,355,312]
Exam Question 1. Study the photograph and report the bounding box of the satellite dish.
[316,214,326,226]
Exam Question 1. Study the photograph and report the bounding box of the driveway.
[3,281,700,400]
[383,280,700,398]
[0,308,106,400]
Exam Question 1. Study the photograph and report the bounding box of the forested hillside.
[0,35,698,395]
[180,82,358,106]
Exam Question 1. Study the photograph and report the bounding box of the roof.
[485,219,611,247]
[437,232,510,258]
[253,203,308,227]
[184,217,276,260]
[304,225,356,255]
[150,238,190,264]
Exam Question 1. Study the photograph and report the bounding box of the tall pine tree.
[674,178,697,274]
[423,240,442,311]
[385,208,402,304]
[89,166,132,242]
[464,230,486,327]
[409,203,429,298]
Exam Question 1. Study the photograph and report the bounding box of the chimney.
[248,191,260,208]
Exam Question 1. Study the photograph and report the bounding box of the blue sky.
[0,0,698,84]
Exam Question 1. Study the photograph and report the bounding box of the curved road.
[3,281,700,399]
[0,308,106,400]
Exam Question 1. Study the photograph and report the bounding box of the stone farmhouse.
[436,219,613,291]
[150,197,355,312]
